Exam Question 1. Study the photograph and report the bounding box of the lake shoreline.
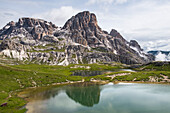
[19,79,170,95]
[19,80,170,113]
[18,79,170,101]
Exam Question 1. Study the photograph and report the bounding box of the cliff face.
[0,11,154,65]
[63,11,103,47]
[0,18,58,40]
[63,11,154,64]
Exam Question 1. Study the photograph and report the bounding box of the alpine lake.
[20,82,170,113]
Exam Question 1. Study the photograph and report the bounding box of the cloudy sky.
[0,0,170,51]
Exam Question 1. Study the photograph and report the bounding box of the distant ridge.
[148,50,170,61]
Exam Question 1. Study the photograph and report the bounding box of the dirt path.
[106,73,131,80]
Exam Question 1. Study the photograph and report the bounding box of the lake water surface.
[24,83,170,113]
[71,69,135,76]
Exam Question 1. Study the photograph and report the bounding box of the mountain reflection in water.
[71,70,114,76]
[23,83,101,107]
[24,83,170,113]
[66,83,100,107]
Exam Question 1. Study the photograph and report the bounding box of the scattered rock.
[1,103,7,107]
[106,73,130,79]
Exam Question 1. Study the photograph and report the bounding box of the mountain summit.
[0,11,154,65]
[63,11,100,31]
[63,11,103,46]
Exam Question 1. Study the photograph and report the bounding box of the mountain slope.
[0,11,154,65]
[62,11,154,64]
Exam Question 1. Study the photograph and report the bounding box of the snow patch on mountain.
[130,46,147,59]
[1,49,28,60]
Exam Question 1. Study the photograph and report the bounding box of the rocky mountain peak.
[110,29,126,42]
[63,11,100,32]
[62,11,109,47]
[129,40,143,51]
[17,17,42,27]
[0,17,58,40]
[8,21,15,26]
[17,17,57,28]
[110,29,119,37]
[0,11,154,65]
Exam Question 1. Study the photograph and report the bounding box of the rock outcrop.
[110,29,126,42]
[62,11,154,64]
[0,18,58,40]
[0,11,154,65]
[63,11,111,48]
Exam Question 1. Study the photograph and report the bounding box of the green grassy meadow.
[0,61,169,112]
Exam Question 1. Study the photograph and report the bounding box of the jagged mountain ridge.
[0,11,154,65]
[0,18,58,40]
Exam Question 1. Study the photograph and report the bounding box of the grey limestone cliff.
[0,11,154,65]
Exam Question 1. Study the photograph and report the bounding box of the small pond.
[71,69,135,77]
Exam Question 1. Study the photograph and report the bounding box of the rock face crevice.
[0,11,154,65]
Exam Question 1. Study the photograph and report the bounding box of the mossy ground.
[0,62,169,113]
[0,63,121,112]
[113,62,170,82]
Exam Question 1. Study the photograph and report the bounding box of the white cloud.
[115,0,128,4]
[0,10,22,28]
[155,52,168,61]
[32,6,80,27]
[86,0,128,5]
[86,0,113,5]
[0,6,80,28]
[0,0,169,51]
[140,39,170,52]
[93,0,170,51]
